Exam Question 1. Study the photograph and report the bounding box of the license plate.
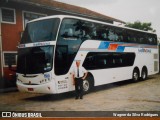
[28,88,34,91]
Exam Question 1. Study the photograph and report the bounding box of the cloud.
[55,0,119,6]
[149,7,156,16]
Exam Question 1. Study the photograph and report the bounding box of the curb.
[0,87,18,93]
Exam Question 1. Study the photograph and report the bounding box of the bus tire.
[83,74,94,94]
[141,67,148,80]
[132,68,140,82]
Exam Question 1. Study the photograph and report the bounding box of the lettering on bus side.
[57,80,68,90]
[138,48,151,53]
[33,42,50,47]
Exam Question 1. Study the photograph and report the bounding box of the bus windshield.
[21,18,60,44]
[17,46,54,74]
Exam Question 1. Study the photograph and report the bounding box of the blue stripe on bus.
[97,41,157,52]
[116,46,125,52]
[98,41,109,49]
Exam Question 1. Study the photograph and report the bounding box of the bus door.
[55,45,70,93]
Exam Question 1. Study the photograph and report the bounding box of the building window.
[1,7,16,24]
[3,52,17,67]
[23,11,46,29]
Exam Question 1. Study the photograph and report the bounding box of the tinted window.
[17,46,54,74]
[21,18,60,44]
[57,18,158,45]
[23,12,45,28]
[72,19,157,45]
[55,19,85,75]
[83,52,135,70]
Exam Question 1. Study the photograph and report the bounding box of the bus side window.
[83,55,97,69]
[101,33,107,40]
[150,34,157,45]
[80,26,91,40]
[114,58,123,67]
[153,37,157,45]
[108,29,115,41]
[98,59,106,67]
[91,28,97,39]
[62,28,73,37]
[94,24,106,40]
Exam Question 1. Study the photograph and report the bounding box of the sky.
[55,0,160,38]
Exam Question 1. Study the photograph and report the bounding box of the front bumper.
[16,81,56,94]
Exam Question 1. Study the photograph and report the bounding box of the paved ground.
[0,74,160,111]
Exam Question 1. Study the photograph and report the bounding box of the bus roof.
[28,15,157,35]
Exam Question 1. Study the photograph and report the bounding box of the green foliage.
[125,21,156,32]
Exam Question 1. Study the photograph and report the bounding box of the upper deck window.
[21,18,60,44]
[23,11,46,29]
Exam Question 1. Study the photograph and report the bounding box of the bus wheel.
[83,79,90,93]
[132,68,139,82]
[141,68,148,80]
[83,75,94,94]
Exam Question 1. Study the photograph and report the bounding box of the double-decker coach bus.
[16,15,159,94]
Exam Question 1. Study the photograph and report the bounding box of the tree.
[125,21,156,32]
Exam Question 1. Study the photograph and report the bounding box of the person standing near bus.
[72,60,88,99]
